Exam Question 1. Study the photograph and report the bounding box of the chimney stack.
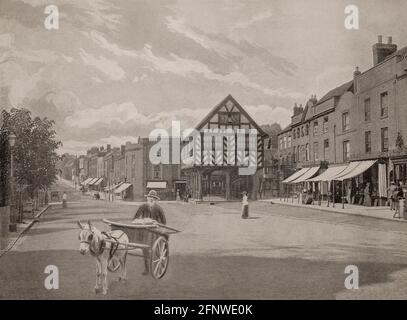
[353,66,361,93]
[372,35,397,66]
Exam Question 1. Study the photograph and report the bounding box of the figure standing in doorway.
[363,182,372,206]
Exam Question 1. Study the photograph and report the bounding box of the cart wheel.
[150,236,169,279]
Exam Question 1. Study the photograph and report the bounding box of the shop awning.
[146,181,167,189]
[307,165,348,182]
[291,166,320,183]
[175,180,187,184]
[82,178,93,185]
[105,182,123,191]
[334,160,377,181]
[114,183,132,194]
[93,177,104,186]
[88,178,99,185]
[282,168,311,184]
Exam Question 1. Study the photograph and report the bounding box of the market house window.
[365,131,371,153]
[342,112,350,131]
[293,147,296,163]
[364,98,371,121]
[287,135,291,148]
[219,112,240,125]
[313,142,319,161]
[313,121,319,136]
[301,126,304,137]
[324,139,329,161]
[343,140,350,162]
[323,116,329,133]
[305,124,309,136]
[380,92,388,117]
[152,165,162,179]
[279,137,283,150]
[381,127,389,152]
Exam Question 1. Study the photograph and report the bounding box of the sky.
[0,0,406,155]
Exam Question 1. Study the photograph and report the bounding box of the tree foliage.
[0,108,62,200]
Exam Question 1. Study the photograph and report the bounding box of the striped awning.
[81,178,93,185]
[306,165,347,182]
[93,177,104,186]
[333,160,377,181]
[88,178,99,185]
[114,183,132,194]
[291,166,320,183]
[282,167,310,184]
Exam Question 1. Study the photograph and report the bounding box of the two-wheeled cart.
[103,219,180,279]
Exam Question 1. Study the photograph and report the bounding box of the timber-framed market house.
[181,95,267,201]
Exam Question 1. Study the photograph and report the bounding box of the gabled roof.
[194,94,267,136]
[317,80,354,105]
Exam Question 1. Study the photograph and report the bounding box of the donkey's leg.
[95,259,102,293]
[101,258,108,295]
[119,252,128,281]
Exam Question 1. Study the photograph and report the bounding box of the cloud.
[231,11,273,30]
[83,30,138,57]
[79,48,126,80]
[245,104,292,128]
[0,33,14,48]
[140,45,302,99]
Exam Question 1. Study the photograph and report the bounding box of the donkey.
[77,220,129,295]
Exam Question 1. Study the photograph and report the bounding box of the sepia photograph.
[0,0,407,307]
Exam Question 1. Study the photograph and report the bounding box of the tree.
[0,108,61,200]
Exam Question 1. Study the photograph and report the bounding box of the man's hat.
[145,190,160,200]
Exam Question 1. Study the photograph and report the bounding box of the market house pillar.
[225,170,231,200]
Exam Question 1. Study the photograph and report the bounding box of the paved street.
[1,195,407,299]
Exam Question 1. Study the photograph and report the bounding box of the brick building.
[277,36,407,205]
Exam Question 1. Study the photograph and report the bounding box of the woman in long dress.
[363,182,371,206]
[241,191,249,219]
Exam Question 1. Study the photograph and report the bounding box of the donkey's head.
[77,220,95,255]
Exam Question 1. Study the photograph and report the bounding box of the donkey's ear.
[87,220,92,229]
[77,220,84,229]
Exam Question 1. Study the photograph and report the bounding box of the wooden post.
[342,181,345,209]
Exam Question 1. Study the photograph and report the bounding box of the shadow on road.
[1,249,406,299]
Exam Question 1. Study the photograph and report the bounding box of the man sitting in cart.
[133,189,167,275]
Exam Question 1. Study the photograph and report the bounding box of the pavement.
[0,204,50,258]
[1,197,407,299]
[266,198,406,223]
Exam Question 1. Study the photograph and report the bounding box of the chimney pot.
[378,35,383,43]
[388,36,392,44]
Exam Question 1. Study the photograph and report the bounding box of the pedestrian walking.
[393,183,404,219]
[62,192,68,208]
[241,191,249,219]
[363,182,372,206]
[388,181,397,210]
